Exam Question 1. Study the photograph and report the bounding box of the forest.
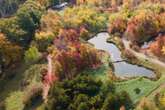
[1,0,165,110]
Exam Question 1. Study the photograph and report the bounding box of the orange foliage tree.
[125,11,163,44]
[47,29,101,80]
[148,34,165,58]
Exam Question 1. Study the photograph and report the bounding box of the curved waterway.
[88,32,155,78]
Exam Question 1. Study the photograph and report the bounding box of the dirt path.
[123,39,165,68]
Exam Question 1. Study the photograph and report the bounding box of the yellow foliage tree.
[161,46,165,55]
[0,33,22,67]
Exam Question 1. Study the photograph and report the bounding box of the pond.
[88,32,155,78]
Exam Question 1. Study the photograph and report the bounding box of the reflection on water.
[88,32,155,78]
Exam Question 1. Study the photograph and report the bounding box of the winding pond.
[88,32,155,78]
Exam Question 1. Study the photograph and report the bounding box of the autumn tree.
[62,6,106,33]
[16,0,44,43]
[0,0,44,46]
[124,3,165,44]
[46,75,132,110]
[148,34,165,59]
[0,0,26,18]
[0,33,22,70]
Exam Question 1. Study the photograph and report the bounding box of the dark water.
[88,32,155,78]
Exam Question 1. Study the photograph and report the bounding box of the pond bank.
[88,32,156,79]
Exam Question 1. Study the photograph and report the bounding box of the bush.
[23,84,43,107]
[5,91,25,110]
[24,46,41,64]
[23,64,46,85]
[134,88,141,94]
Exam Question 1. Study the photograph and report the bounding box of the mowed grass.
[116,76,165,104]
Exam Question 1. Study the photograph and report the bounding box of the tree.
[46,75,132,110]
[24,46,41,64]
[0,33,22,68]
[16,0,44,44]
[51,43,101,80]
[0,0,26,18]
[147,34,165,59]
[62,6,106,33]
[0,0,44,46]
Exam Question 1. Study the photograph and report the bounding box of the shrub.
[23,64,46,85]
[5,91,25,110]
[134,88,141,94]
[23,84,43,107]
[24,46,41,64]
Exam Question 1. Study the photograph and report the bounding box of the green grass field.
[116,76,165,104]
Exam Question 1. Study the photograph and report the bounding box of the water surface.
[88,32,155,78]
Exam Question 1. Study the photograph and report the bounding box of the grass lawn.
[116,76,165,104]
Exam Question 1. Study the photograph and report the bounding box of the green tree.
[16,0,44,43]
[24,46,41,64]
